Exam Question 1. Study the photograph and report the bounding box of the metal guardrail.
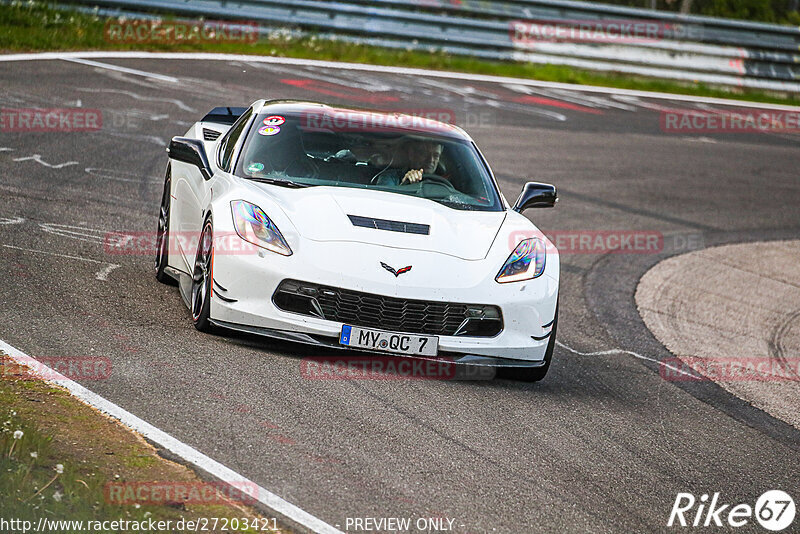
[66,0,800,92]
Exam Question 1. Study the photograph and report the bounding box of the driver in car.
[375,139,444,186]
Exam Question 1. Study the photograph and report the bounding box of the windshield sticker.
[247,162,264,173]
[258,125,281,136]
[263,115,286,127]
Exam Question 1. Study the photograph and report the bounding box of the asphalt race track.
[1,55,799,533]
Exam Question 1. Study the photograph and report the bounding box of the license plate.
[339,325,438,356]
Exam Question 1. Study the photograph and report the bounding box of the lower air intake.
[273,279,502,337]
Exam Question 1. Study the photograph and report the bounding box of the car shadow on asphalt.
[211,328,594,392]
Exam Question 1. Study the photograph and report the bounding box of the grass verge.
[0,1,798,106]
[0,351,288,533]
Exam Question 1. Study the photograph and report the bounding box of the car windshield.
[234,111,503,211]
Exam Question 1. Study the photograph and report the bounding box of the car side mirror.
[513,182,558,212]
[168,137,213,180]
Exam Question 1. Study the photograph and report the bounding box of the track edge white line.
[1,51,799,111]
[0,338,344,534]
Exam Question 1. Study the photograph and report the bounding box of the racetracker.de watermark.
[301,356,495,380]
[2,356,111,381]
[661,357,800,382]
[104,481,260,506]
[104,19,259,44]
[509,19,697,44]
[299,108,494,132]
[104,231,258,256]
[507,230,704,255]
[660,109,800,134]
[0,108,102,132]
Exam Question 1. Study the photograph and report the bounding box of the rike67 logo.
[668,490,795,530]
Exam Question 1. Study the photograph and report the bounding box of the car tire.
[501,303,558,382]
[155,165,177,286]
[191,216,215,333]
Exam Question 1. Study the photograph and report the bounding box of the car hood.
[252,184,506,261]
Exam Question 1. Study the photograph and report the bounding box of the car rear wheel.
[155,165,177,285]
[191,217,214,332]
[501,304,558,382]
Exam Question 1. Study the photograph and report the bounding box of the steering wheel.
[370,172,455,189]
[284,156,319,179]
[419,174,453,187]
[416,174,459,196]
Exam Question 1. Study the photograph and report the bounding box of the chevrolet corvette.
[156,100,560,381]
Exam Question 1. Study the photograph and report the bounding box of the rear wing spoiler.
[201,106,247,126]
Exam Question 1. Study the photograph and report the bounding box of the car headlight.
[496,238,546,283]
[230,200,292,256]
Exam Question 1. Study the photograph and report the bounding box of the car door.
[177,107,253,269]
[172,151,206,271]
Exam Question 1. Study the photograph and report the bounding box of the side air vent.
[203,128,222,141]
[348,215,430,235]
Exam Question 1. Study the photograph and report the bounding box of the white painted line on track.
[76,87,195,112]
[556,340,697,378]
[94,263,120,281]
[3,244,107,261]
[1,51,799,111]
[60,57,180,83]
[2,244,120,281]
[0,337,345,534]
[12,154,78,169]
[39,223,107,244]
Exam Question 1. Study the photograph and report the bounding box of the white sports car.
[156,100,560,381]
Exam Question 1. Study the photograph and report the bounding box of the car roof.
[252,100,474,141]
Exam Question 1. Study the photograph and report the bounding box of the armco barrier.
[63,0,800,92]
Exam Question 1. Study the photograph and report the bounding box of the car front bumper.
[208,236,560,363]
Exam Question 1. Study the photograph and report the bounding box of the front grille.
[273,280,502,337]
[203,128,222,141]
[348,215,430,235]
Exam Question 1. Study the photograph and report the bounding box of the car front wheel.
[155,165,177,285]
[191,217,214,332]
